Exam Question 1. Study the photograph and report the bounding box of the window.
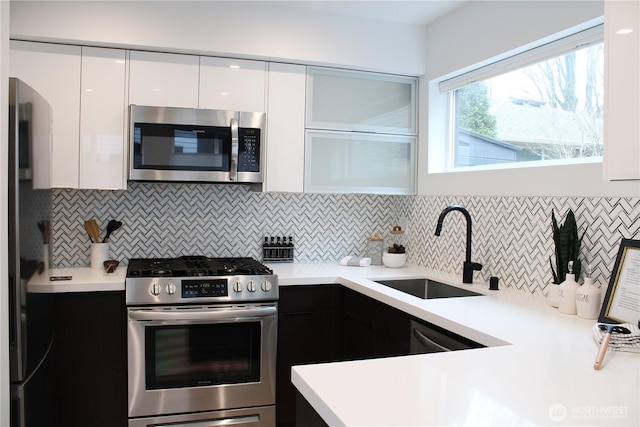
[437,25,604,170]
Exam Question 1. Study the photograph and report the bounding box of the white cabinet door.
[604,0,640,180]
[264,63,306,193]
[129,51,199,108]
[79,47,128,190]
[305,130,416,194]
[199,57,266,112]
[10,40,81,188]
[307,67,417,135]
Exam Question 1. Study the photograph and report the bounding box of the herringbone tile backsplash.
[51,182,639,295]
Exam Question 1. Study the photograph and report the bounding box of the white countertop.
[27,266,126,292]
[26,261,640,425]
[268,262,640,427]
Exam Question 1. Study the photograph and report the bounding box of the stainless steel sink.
[373,278,483,299]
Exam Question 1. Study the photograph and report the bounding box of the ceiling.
[271,0,468,26]
[10,0,468,27]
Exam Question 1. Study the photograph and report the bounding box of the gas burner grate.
[127,256,273,278]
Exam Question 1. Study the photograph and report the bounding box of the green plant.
[549,209,584,284]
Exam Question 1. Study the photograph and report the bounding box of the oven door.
[127,303,277,418]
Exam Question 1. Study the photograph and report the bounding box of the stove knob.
[166,282,176,295]
[247,281,257,292]
[233,281,243,293]
[150,282,161,296]
[261,280,272,292]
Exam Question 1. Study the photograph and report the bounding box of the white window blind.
[438,23,604,93]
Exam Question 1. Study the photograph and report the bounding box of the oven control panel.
[182,279,228,298]
[125,274,279,305]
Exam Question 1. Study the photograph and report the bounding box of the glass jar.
[366,232,384,265]
[386,225,406,254]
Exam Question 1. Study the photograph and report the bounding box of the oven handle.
[151,414,259,427]
[229,117,239,182]
[129,306,276,322]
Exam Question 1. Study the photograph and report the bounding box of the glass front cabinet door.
[305,67,417,194]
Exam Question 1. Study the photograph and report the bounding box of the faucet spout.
[434,205,483,284]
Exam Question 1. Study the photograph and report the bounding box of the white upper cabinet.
[79,47,128,190]
[304,67,417,194]
[264,63,306,193]
[604,0,640,180]
[200,57,267,112]
[129,51,199,108]
[10,40,81,188]
[306,67,417,135]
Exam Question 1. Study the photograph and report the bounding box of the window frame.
[420,15,639,198]
[433,23,605,174]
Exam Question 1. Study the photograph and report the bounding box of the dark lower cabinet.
[278,285,413,426]
[55,291,127,427]
[295,391,329,427]
[343,288,410,359]
[277,285,343,427]
[278,284,483,427]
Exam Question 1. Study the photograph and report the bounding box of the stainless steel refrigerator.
[8,77,56,427]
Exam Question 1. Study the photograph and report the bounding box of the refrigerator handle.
[8,274,18,349]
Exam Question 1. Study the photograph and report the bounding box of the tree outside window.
[454,42,604,168]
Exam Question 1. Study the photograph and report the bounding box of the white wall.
[418,0,640,197]
[9,0,428,75]
[1,2,10,426]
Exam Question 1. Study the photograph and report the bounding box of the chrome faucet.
[434,205,483,284]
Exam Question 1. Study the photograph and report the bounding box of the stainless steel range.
[126,256,278,427]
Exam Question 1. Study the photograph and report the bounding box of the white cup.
[90,243,109,269]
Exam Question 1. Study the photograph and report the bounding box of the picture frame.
[598,238,640,325]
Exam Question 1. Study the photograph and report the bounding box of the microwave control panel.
[238,128,260,172]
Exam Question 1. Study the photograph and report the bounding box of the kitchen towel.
[339,256,372,267]
[592,323,640,353]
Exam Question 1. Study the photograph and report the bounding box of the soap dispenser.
[576,264,601,319]
[558,261,580,315]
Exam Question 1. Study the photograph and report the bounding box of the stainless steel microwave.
[129,105,266,184]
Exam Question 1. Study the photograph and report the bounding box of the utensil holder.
[90,243,109,269]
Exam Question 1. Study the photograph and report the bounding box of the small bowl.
[382,252,406,268]
[103,259,120,273]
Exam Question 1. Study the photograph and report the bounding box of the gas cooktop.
[125,256,278,305]
[126,256,273,278]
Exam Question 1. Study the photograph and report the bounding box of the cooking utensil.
[44,220,50,244]
[37,220,51,244]
[103,259,120,273]
[103,220,122,243]
[84,220,100,243]
[594,323,631,370]
[37,221,45,241]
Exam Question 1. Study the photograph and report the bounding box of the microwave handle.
[229,117,239,181]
